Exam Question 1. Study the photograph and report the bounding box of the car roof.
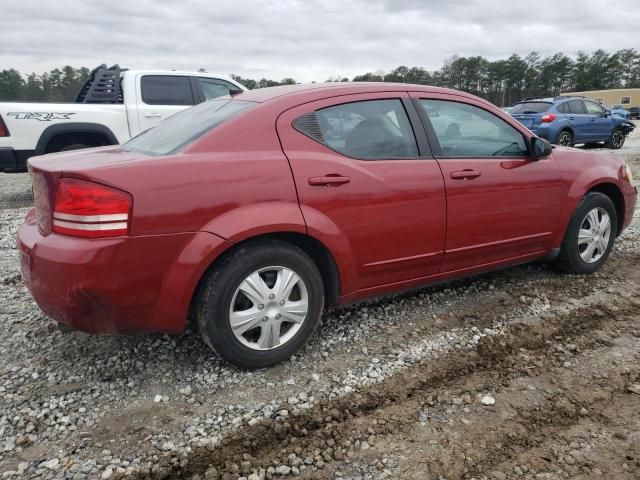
[231,82,477,104]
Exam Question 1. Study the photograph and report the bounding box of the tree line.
[1,49,638,106]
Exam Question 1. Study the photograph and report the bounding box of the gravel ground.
[0,130,639,480]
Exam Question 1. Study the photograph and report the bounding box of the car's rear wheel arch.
[189,232,341,325]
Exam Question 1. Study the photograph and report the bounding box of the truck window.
[199,78,234,100]
[141,75,195,106]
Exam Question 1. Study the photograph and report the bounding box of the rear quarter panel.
[60,106,306,240]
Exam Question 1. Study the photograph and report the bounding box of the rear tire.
[556,130,574,147]
[196,239,324,369]
[555,192,617,274]
[606,128,625,149]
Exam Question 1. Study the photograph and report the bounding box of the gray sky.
[1,0,638,82]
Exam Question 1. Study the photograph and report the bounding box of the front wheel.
[196,240,324,369]
[556,130,574,147]
[555,192,617,274]
[606,129,625,149]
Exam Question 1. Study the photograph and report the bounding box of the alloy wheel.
[611,130,624,149]
[558,132,572,146]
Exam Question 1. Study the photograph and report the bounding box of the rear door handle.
[568,116,575,120]
[450,169,481,180]
[144,113,163,118]
[308,175,351,186]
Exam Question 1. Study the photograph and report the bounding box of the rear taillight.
[52,178,132,238]
[540,113,557,123]
[0,115,9,137]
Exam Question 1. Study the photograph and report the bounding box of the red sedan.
[18,83,637,369]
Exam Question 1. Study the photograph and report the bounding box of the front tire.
[556,130,574,147]
[555,192,617,274]
[606,128,625,149]
[196,239,324,369]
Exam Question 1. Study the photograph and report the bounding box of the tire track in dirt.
[124,257,640,480]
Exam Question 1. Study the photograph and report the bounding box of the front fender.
[552,164,623,246]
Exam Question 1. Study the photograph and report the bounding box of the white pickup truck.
[0,65,246,171]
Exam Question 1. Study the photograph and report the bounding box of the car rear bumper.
[0,148,33,171]
[622,185,637,232]
[17,211,233,334]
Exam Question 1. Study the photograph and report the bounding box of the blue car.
[510,97,635,149]
[609,104,631,119]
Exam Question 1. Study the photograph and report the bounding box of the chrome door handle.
[144,113,163,118]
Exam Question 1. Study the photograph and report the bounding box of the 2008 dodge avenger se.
[18,83,637,369]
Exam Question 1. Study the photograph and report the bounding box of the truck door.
[135,74,196,135]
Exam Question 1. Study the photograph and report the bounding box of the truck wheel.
[196,239,324,369]
[556,130,573,147]
[555,192,617,274]
[60,144,91,151]
[606,129,625,149]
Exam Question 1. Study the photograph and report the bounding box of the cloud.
[1,0,638,82]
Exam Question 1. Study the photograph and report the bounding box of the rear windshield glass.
[124,100,255,156]
[510,102,552,114]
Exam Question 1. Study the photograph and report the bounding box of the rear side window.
[293,99,419,159]
[124,100,255,156]
[558,103,570,114]
[510,102,551,114]
[568,100,586,114]
[141,76,195,106]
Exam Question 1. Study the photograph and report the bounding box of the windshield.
[510,102,552,114]
[124,100,256,156]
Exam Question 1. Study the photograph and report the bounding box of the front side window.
[124,100,255,156]
[141,75,194,106]
[199,78,234,100]
[418,99,528,158]
[568,100,586,114]
[293,99,419,159]
[584,101,605,115]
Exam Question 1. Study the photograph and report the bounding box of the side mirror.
[530,137,553,159]
[604,110,611,117]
